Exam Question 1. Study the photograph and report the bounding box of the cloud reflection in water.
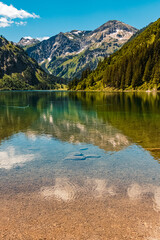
[127,183,160,212]
[40,178,77,202]
[40,178,116,202]
[40,178,160,213]
[0,146,35,170]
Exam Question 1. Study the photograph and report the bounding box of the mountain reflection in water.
[0,91,160,156]
[0,91,160,239]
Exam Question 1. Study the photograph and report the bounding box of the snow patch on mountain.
[25,20,138,79]
[17,36,50,47]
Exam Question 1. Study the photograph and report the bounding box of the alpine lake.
[0,91,160,240]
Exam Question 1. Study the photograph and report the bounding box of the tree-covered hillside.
[69,19,160,91]
[0,36,65,90]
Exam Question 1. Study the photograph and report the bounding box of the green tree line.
[69,19,160,91]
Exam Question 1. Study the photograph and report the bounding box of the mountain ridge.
[17,36,50,47]
[23,20,137,79]
[69,18,160,91]
[0,36,64,90]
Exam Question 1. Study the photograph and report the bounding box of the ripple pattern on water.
[127,183,160,212]
[85,178,116,198]
[40,178,77,202]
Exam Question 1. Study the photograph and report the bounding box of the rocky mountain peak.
[17,37,40,47]
[94,20,137,33]
[24,20,138,79]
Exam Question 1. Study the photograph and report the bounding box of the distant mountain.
[69,19,160,91]
[17,37,40,47]
[0,36,64,90]
[25,20,137,79]
[17,37,50,51]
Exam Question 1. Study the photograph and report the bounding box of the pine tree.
[120,74,125,90]
[90,76,94,86]
[152,62,160,86]
[142,56,152,83]
[125,61,132,87]
[132,66,142,89]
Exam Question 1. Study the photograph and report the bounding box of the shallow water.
[0,91,160,239]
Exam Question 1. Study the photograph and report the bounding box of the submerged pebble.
[65,156,86,161]
[80,148,88,151]
[64,152,101,161]
[85,155,101,159]
[72,152,84,156]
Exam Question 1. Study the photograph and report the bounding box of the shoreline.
[0,89,160,93]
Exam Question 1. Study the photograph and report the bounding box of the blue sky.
[1,0,160,42]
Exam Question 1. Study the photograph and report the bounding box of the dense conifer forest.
[69,19,160,91]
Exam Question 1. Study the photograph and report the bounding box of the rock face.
[17,37,40,47]
[0,36,62,90]
[25,20,137,79]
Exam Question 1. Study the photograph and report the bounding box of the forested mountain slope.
[0,36,64,90]
[69,19,160,90]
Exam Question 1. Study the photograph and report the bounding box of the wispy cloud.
[0,17,13,27]
[0,2,40,27]
[15,21,27,26]
[37,37,50,41]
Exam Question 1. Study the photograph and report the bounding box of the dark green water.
[0,91,160,208]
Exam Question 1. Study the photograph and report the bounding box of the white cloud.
[0,17,13,27]
[37,37,50,41]
[0,2,39,28]
[0,2,39,19]
[15,21,27,26]
[23,36,33,40]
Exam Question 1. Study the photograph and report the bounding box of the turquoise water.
[0,91,160,205]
